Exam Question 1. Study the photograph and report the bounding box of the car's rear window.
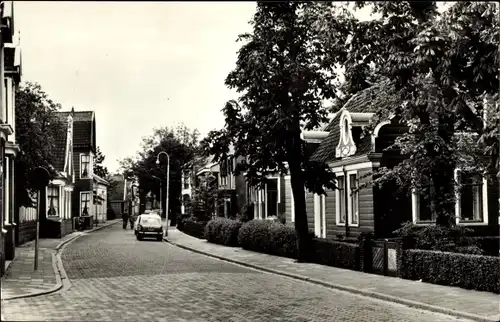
[141,217,161,225]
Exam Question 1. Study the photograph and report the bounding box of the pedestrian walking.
[122,212,129,229]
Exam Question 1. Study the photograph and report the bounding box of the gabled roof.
[57,110,95,150]
[51,113,70,172]
[311,81,399,163]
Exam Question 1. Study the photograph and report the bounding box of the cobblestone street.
[2,225,473,322]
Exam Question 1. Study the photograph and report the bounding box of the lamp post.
[30,166,50,271]
[156,151,170,236]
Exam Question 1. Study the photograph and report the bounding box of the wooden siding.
[326,168,375,238]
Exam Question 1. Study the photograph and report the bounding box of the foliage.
[191,172,219,222]
[237,202,255,223]
[201,2,340,261]
[119,123,200,215]
[205,218,242,247]
[93,146,109,178]
[312,238,361,270]
[394,221,483,255]
[402,249,500,294]
[312,2,500,226]
[238,220,299,258]
[177,216,207,239]
[15,82,65,207]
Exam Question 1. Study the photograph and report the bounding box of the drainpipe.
[343,165,350,238]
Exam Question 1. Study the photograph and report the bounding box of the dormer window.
[343,118,349,141]
[336,110,357,158]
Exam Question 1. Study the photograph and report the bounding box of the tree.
[190,172,219,222]
[15,82,65,208]
[119,124,200,222]
[201,2,339,262]
[313,1,499,227]
[94,146,109,178]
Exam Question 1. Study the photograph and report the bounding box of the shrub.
[394,222,483,254]
[205,218,242,247]
[237,203,254,223]
[473,236,500,256]
[178,216,207,239]
[401,249,500,294]
[277,212,286,225]
[311,238,361,270]
[238,220,298,258]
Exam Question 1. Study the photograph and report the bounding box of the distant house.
[93,174,109,223]
[57,108,100,224]
[40,114,75,238]
[108,173,127,217]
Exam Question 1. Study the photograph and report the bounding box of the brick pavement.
[0,219,120,300]
[2,224,473,322]
[165,228,500,322]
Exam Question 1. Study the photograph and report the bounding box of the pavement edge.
[164,237,497,322]
[2,220,119,301]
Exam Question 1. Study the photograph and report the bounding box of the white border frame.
[335,174,346,226]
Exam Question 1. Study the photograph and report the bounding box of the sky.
[15,1,257,173]
[14,2,394,174]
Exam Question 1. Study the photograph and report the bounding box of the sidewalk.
[0,219,120,300]
[165,228,500,322]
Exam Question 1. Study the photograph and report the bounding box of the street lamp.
[156,151,170,236]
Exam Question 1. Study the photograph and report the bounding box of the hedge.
[205,218,242,247]
[238,220,298,258]
[312,238,360,271]
[401,249,500,294]
[178,216,207,239]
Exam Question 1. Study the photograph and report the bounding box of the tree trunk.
[287,123,311,262]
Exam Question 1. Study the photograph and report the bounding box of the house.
[93,174,109,223]
[304,81,499,239]
[0,0,21,276]
[108,173,127,217]
[56,109,100,225]
[39,113,75,238]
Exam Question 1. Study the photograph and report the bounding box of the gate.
[369,239,400,277]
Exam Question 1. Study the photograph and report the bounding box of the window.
[456,171,486,223]
[80,192,91,216]
[47,185,59,217]
[348,172,359,225]
[336,175,346,224]
[80,154,91,178]
[343,118,349,141]
[184,175,190,189]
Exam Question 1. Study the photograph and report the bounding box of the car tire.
[157,235,163,241]
[137,235,142,241]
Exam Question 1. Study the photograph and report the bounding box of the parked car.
[134,214,164,241]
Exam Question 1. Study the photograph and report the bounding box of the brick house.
[57,109,100,223]
[0,0,21,276]
[303,81,499,239]
[108,173,127,217]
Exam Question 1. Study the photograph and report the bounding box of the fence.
[359,235,405,277]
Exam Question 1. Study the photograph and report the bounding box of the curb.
[2,221,119,301]
[164,237,497,322]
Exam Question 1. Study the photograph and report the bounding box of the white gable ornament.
[336,110,357,158]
